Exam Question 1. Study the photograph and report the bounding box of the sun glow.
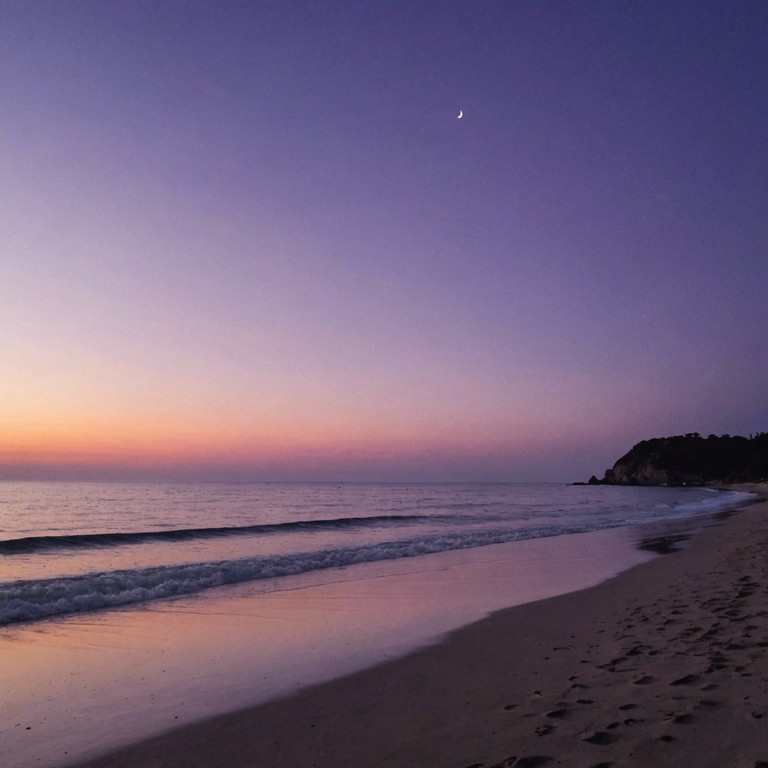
[0,405,565,480]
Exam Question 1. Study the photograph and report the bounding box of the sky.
[1,0,767,483]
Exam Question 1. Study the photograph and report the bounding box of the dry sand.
[78,487,768,768]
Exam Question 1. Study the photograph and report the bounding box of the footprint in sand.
[512,757,555,768]
[693,700,720,710]
[488,756,555,768]
[670,674,700,686]
[583,730,616,745]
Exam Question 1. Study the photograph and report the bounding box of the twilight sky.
[1,0,767,482]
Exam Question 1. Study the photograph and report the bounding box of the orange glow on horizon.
[0,414,552,471]
[0,404,592,476]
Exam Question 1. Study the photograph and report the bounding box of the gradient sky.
[1,0,767,482]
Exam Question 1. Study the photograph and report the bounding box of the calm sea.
[0,481,756,627]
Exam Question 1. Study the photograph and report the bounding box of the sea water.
[0,481,758,768]
[0,481,755,626]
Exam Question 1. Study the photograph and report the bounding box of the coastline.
[4,522,656,768]
[74,485,768,768]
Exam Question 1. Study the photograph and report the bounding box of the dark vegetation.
[583,433,768,486]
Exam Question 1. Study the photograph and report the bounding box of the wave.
[0,514,431,555]
[0,524,587,626]
[0,489,756,626]
[633,489,759,523]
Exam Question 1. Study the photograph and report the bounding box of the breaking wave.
[0,514,432,554]
[0,524,582,625]
[0,487,757,626]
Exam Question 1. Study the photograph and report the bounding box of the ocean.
[0,481,756,627]
[0,481,759,768]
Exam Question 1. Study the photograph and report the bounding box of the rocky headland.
[584,432,768,487]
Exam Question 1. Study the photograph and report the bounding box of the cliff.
[589,432,768,486]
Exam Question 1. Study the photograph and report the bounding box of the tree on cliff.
[598,433,768,486]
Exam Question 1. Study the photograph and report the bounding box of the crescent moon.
[457,110,463,119]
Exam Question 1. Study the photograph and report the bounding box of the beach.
[6,4,767,767]
[71,486,768,768]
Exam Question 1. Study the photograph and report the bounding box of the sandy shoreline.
[73,486,768,768]
[4,523,658,768]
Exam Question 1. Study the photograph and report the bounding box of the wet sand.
[2,525,654,768]
[75,486,768,768]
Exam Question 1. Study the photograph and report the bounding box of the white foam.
[0,488,756,626]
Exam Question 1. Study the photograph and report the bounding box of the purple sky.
[1,0,767,482]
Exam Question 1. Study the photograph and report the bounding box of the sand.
[75,487,768,768]
[3,525,655,768]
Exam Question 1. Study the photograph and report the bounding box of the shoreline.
[4,522,657,768]
[75,485,768,768]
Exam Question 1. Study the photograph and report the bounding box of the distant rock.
[588,432,768,487]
